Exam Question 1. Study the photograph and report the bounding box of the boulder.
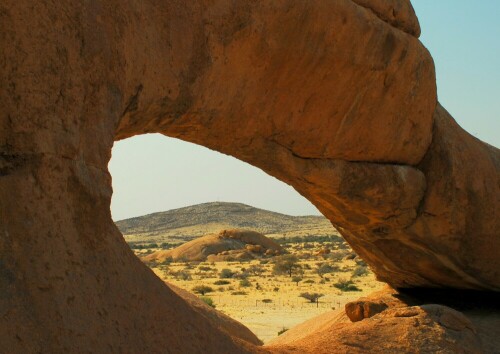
[345,301,389,322]
[269,287,497,353]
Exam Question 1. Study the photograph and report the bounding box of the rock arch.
[1,0,498,352]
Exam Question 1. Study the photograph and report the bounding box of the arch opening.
[109,133,384,343]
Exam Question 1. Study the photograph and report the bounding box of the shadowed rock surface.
[1,0,498,352]
[166,283,263,346]
[143,229,283,262]
[269,287,500,353]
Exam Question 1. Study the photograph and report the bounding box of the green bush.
[239,279,252,287]
[219,268,235,279]
[273,255,301,277]
[171,270,192,281]
[316,263,336,278]
[333,279,361,292]
[299,292,324,303]
[231,291,247,295]
[248,264,265,275]
[214,280,230,285]
[198,266,213,272]
[192,285,214,295]
[278,327,289,336]
[291,276,302,286]
[353,265,369,277]
[200,296,216,308]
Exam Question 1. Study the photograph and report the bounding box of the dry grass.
[137,242,384,343]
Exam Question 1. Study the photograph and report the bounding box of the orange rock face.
[1,0,498,352]
[269,287,495,353]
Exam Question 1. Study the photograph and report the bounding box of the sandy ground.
[143,244,385,343]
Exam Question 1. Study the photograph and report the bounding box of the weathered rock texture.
[268,287,500,353]
[143,229,283,262]
[166,283,263,346]
[1,0,499,352]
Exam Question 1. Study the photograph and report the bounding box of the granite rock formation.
[143,229,283,262]
[1,0,499,352]
[268,287,500,353]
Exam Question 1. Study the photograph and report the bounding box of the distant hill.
[115,202,337,245]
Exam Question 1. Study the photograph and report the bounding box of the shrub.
[198,266,213,272]
[200,296,215,308]
[233,271,250,279]
[248,264,265,275]
[239,279,252,287]
[262,298,273,303]
[171,270,192,281]
[316,263,335,278]
[333,279,361,292]
[214,280,230,285]
[353,265,369,277]
[273,255,301,277]
[355,259,368,267]
[303,279,314,284]
[299,292,324,303]
[160,257,173,265]
[219,268,235,279]
[291,276,302,286]
[192,285,214,295]
[231,291,247,295]
[278,327,289,336]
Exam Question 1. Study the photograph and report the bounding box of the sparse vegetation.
[198,266,213,272]
[200,296,216,308]
[277,327,289,336]
[192,285,214,295]
[316,263,337,278]
[276,234,344,245]
[273,254,301,277]
[333,279,361,292]
[291,276,302,286]
[126,204,383,342]
[171,270,192,281]
[220,268,235,279]
[352,265,369,277]
[214,280,231,285]
[248,264,265,275]
[231,290,248,295]
[239,279,252,287]
[299,292,324,303]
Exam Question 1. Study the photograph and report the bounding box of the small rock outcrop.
[143,229,283,262]
[268,287,499,353]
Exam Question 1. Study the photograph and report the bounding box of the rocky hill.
[115,202,337,245]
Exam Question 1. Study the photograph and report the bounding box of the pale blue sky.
[109,1,499,221]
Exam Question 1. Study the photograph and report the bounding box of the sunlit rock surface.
[1,0,498,352]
